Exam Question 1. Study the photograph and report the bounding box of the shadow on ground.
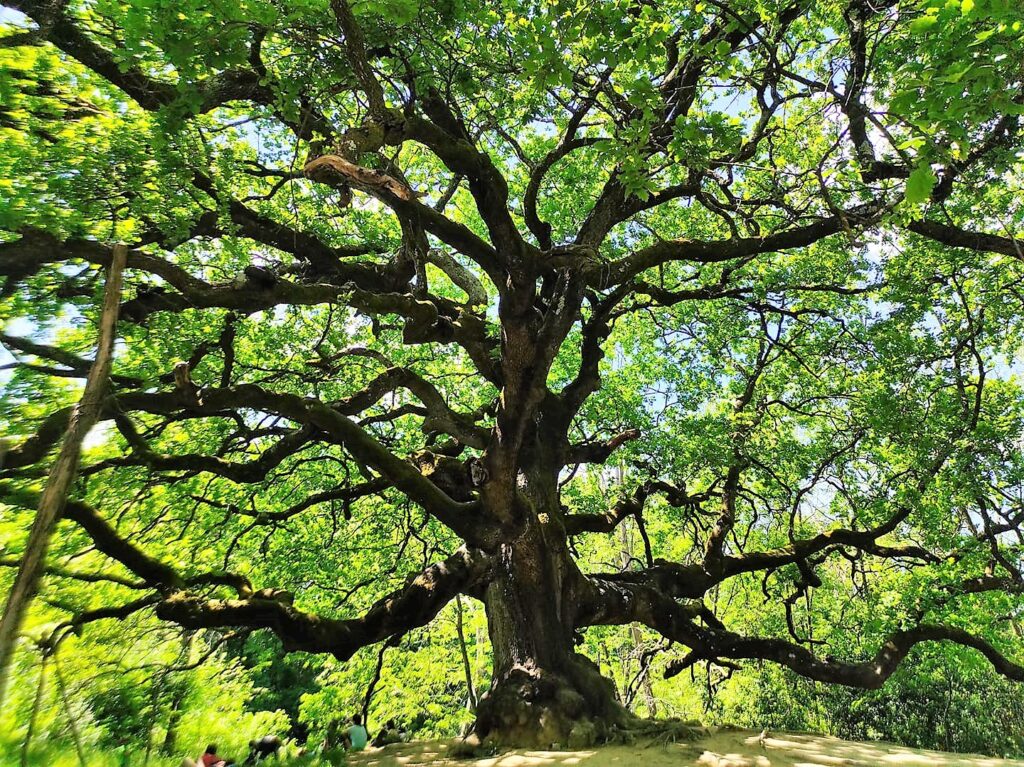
[347,729,1024,767]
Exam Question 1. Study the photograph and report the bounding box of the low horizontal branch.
[155,547,493,658]
[691,622,1024,689]
[5,383,496,544]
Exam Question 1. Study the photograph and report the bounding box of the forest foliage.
[2,0,1024,759]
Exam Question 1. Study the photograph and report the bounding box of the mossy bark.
[474,520,630,748]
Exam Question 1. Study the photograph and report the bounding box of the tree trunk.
[161,689,184,755]
[618,519,657,717]
[473,517,629,748]
[455,595,477,710]
[53,652,87,767]
[20,654,48,767]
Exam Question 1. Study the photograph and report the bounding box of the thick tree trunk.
[473,518,629,748]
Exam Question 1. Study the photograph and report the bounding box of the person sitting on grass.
[200,744,235,767]
[343,714,369,752]
[372,719,404,748]
[245,735,283,764]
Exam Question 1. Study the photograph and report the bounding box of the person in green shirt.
[344,714,369,752]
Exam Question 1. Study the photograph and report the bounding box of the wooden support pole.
[0,244,128,708]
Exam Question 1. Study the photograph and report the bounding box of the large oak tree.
[2,0,1024,748]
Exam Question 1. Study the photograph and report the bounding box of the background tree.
[2,0,1024,749]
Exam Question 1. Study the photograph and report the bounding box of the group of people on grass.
[195,735,287,767]
[195,712,404,766]
[327,714,410,749]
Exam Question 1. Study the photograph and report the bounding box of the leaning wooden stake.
[0,243,128,709]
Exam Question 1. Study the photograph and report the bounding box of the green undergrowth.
[0,743,345,767]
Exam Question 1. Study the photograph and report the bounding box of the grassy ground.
[7,730,1024,767]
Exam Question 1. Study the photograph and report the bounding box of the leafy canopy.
[2,0,1024,751]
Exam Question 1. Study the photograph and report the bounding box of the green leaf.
[910,15,939,33]
[906,163,937,205]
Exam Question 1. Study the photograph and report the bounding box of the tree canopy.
[2,0,1024,751]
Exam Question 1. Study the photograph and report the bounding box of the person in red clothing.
[200,744,235,767]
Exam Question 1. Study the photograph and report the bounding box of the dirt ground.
[346,729,1024,767]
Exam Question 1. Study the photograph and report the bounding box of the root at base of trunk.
[609,717,707,745]
[455,718,707,759]
[473,658,632,749]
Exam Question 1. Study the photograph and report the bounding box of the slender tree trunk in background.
[629,623,657,717]
[616,513,657,718]
[161,687,186,755]
[597,643,621,702]
[361,642,389,731]
[455,595,477,710]
[54,652,88,767]
[144,677,164,767]
[0,244,127,709]
[20,654,49,767]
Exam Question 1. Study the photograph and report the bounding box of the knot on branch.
[411,450,480,501]
[173,361,203,406]
[252,587,294,604]
[304,154,415,201]
[544,244,604,273]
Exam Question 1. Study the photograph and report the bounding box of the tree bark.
[473,514,629,748]
[0,243,127,708]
